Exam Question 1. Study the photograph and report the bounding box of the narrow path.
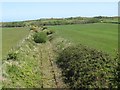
[37,42,66,88]
[2,32,66,88]
[47,42,66,88]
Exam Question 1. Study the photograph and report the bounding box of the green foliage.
[2,17,118,28]
[57,44,115,88]
[42,29,55,41]
[2,36,42,88]
[47,30,54,35]
[87,18,100,23]
[29,26,38,32]
[113,54,120,88]
[33,32,47,43]
[30,27,36,30]
[43,29,55,41]
[2,22,25,27]
[7,52,18,60]
[45,29,55,35]
[42,26,47,30]
[48,34,54,41]
[6,64,21,76]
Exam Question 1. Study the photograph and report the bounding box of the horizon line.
[1,15,118,23]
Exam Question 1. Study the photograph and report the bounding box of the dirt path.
[2,32,66,88]
[37,42,66,88]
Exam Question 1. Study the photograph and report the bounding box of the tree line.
[1,16,119,27]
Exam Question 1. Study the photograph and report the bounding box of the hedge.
[57,44,116,88]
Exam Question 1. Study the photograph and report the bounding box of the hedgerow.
[33,32,47,43]
[2,33,42,88]
[7,52,18,60]
[113,53,120,88]
[46,30,55,35]
[56,44,116,88]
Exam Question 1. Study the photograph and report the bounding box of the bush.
[30,26,38,32]
[42,26,47,30]
[48,34,55,41]
[57,44,115,88]
[33,32,47,43]
[7,52,18,60]
[43,29,55,41]
[113,54,120,88]
[30,27,36,30]
[44,29,55,35]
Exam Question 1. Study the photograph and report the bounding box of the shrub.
[117,61,120,88]
[57,44,115,88]
[33,32,47,43]
[7,52,18,60]
[30,26,38,32]
[30,27,36,30]
[113,53,120,88]
[48,34,55,41]
[44,29,55,35]
[43,29,55,41]
[42,26,47,30]
[46,30,55,35]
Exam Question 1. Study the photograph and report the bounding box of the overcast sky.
[1,2,118,22]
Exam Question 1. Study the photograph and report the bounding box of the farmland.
[49,23,118,56]
[2,17,119,88]
[2,23,118,58]
[2,27,29,58]
[1,1,120,88]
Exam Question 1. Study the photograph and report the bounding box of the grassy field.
[49,23,118,56]
[2,23,118,88]
[2,27,29,58]
[1,23,118,57]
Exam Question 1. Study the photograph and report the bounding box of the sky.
[1,2,118,22]
[0,0,119,2]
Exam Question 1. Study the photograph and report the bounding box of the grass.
[2,27,29,58]
[2,23,118,88]
[49,23,118,56]
[2,34,42,88]
[2,32,65,88]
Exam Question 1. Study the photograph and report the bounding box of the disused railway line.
[38,43,60,88]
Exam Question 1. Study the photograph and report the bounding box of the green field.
[49,23,118,56]
[2,27,29,58]
[1,23,118,58]
[2,23,118,88]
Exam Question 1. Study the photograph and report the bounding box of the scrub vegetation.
[1,16,119,88]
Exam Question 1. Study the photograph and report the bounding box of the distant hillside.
[1,16,119,27]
